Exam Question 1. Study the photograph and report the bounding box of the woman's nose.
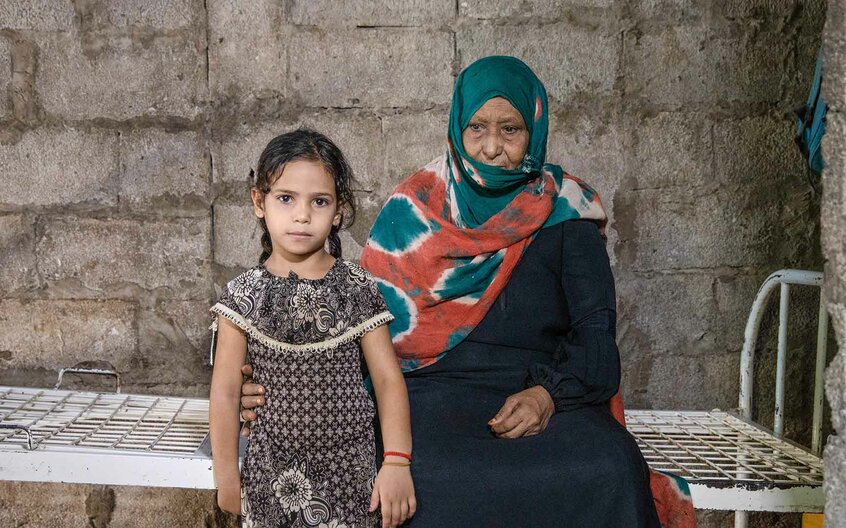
[482,133,502,160]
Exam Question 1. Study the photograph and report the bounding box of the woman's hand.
[488,385,554,439]
[217,486,241,516]
[369,465,416,528]
[239,363,266,437]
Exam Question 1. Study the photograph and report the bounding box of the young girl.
[209,129,415,528]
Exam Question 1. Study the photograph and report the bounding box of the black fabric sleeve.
[525,220,621,412]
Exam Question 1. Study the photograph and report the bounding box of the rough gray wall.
[823,0,846,526]
[0,1,828,526]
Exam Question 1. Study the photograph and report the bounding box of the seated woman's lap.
[403,379,656,527]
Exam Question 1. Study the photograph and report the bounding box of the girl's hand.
[217,486,241,516]
[369,465,416,528]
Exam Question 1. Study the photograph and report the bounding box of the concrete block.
[382,111,448,182]
[0,482,89,527]
[0,215,38,293]
[547,108,625,205]
[289,28,453,107]
[213,120,298,184]
[299,110,384,185]
[0,127,119,207]
[208,0,286,98]
[624,27,712,107]
[713,31,794,105]
[90,0,201,29]
[714,0,799,19]
[135,300,213,390]
[614,187,779,270]
[0,299,137,370]
[628,0,707,22]
[213,203,263,269]
[37,217,212,298]
[109,487,224,528]
[826,308,846,432]
[616,271,760,360]
[119,129,209,207]
[630,112,712,190]
[36,32,205,120]
[626,27,791,106]
[825,434,846,527]
[0,37,9,119]
[644,350,739,410]
[458,23,619,102]
[712,115,805,187]
[460,0,613,19]
[0,1,75,31]
[292,0,455,26]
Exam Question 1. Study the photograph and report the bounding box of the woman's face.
[461,97,529,170]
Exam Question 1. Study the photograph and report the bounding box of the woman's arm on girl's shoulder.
[209,316,247,515]
[361,325,416,528]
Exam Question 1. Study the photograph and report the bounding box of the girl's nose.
[293,203,310,223]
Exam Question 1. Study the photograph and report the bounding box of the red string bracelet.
[383,451,412,461]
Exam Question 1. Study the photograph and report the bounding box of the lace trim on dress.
[210,303,394,357]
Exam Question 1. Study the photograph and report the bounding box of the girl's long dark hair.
[251,129,356,263]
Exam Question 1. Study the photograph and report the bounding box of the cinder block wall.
[0,1,830,526]
[822,1,846,526]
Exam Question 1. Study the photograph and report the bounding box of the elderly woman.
[241,56,664,526]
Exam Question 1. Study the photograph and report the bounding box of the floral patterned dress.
[211,259,394,528]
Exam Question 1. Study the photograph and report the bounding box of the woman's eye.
[503,126,518,134]
[469,123,484,132]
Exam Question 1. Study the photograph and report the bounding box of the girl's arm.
[209,316,247,515]
[361,324,415,528]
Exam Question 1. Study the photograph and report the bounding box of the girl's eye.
[314,198,329,207]
[278,195,292,203]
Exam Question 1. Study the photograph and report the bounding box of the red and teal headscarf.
[360,56,607,372]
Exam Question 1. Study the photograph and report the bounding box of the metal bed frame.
[0,269,828,525]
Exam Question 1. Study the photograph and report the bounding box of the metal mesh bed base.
[626,410,823,512]
[0,386,217,489]
[0,386,825,510]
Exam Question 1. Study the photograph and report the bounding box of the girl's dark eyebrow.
[270,187,334,199]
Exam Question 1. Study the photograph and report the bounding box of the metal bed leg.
[734,510,748,528]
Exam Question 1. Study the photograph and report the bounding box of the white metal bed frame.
[0,269,829,525]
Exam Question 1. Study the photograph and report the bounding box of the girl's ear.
[333,209,342,227]
[250,187,265,218]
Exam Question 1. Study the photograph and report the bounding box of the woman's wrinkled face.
[461,97,529,170]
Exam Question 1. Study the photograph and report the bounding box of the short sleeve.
[344,262,394,332]
[209,268,266,334]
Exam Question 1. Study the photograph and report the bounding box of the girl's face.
[461,97,529,170]
[251,159,341,263]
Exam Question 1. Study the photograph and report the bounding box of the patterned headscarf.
[360,56,607,372]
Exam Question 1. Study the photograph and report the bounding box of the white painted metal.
[811,294,829,456]
[626,410,824,512]
[0,385,241,489]
[0,446,215,489]
[0,387,209,453]
[774,282,790,438]
[738,269,823,421]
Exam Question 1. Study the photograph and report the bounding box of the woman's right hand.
[239,363,266,437]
